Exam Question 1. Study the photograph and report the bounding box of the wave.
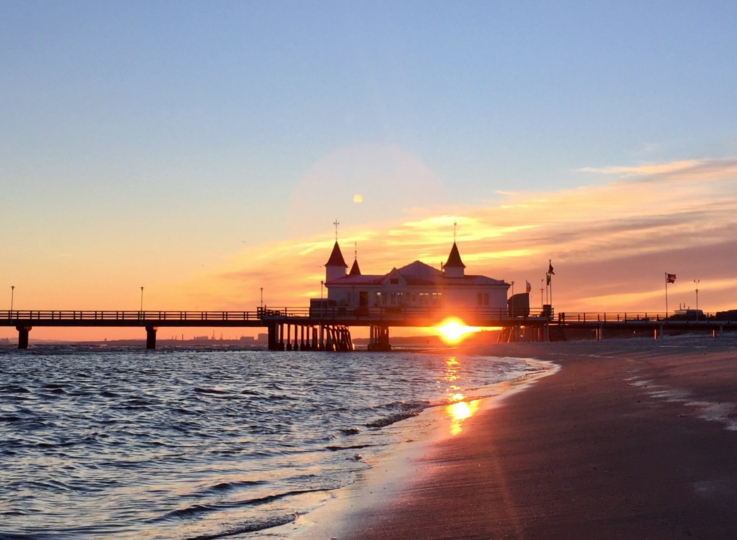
[365,411,420,428]
[184,514,296,540]
[154,488,326,523]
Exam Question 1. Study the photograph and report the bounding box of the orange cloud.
[164,157,737,315]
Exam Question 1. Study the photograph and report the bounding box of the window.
[419,292,430,306]
[484,293,489,306]
[431,292,442,305]
[390,292,396,305]
[478,293,483,305]
[390,278,399,285]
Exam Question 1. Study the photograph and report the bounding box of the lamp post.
[10,286,14,315]
[140,287,144,312]
[320,281,324,318]
[694,279,700,311]
[260,287,264,310]
[510,281,515,296]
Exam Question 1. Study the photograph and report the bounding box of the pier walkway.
[2,308,735,350]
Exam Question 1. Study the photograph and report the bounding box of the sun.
[436,319,478,343]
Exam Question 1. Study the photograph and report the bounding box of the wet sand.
[304,336,737,540]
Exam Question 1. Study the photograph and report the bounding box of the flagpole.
[541,278,544,308]
[664,272,668,320]
[549,259,553,306]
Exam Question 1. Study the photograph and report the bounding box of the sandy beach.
[298,336,737,540]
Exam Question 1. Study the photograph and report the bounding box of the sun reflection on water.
[447,399,480,436]
[440,356,481,436]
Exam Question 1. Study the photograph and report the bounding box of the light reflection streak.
[447,399,480,436]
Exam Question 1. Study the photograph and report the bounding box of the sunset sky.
[2,1,737,340]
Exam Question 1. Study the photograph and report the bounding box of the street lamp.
[10,286,14,318]
[694,279,700,311]
[140,287,144,312]
[260,287,263,310]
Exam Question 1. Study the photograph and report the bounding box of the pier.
[2,308,736,350]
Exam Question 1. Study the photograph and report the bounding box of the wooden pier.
[2,308,735,350]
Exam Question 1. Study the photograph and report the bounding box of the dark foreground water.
[0,348,545,539]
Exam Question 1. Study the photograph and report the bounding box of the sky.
[1,1,737,340]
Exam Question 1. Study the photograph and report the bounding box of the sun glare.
[437,319,478,343]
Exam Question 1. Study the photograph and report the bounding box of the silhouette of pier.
[2,308,735,350]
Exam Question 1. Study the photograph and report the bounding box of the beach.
[298,336,737,540]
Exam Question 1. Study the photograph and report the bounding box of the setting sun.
[437,320,479,343]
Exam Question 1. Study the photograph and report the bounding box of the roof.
[397,261,443,285]
[349,259,361,276]
[444,275,506,286]
[444,242,466,268]
[325,242,348,268]
[330,274,385,285]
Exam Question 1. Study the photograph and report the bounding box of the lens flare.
[436,319,478,343]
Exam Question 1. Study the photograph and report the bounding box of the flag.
[546,273,551,285]
[666,273,676,283]
[548,260,555,275]
[526,280,531,293]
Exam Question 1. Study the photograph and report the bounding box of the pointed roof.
[325,241,348,267]
[349,258,361,276]
[444,242,466,268]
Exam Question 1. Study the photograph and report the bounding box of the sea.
[0,347,549,540]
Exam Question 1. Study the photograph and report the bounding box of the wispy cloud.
[163,157,737,314]
[579,160,702,176]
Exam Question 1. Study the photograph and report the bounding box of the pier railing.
[556,312,730,323]
[258,306,553,322]
[1,310,261,322]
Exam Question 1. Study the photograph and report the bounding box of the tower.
[325,242,348,282]
[443,242,466,278]
[349,241,361,276]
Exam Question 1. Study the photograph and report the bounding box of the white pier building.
[321,241,510,312]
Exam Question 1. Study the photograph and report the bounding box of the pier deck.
[2,309,735,350]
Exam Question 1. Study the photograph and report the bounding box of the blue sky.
[2,1,737,326]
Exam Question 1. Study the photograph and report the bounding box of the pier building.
[321,241,510,312]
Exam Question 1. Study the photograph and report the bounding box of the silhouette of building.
[320,241,509,310]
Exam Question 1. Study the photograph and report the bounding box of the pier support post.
[369,326,390,351]
[267,322,279,350]
[145,326,157,350]
[16,326,31,349]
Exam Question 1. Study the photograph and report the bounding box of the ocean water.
[0,348,546,539]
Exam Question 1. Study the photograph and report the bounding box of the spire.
[444,242,466,268]
[349,241,361,276]
[325,241,348,268]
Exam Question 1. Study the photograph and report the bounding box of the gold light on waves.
[436,319,479,343]
[447,399,480,436]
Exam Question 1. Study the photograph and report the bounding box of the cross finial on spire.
[333,219,340,241]
[453,221,457,241]
[354,241,357,261]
